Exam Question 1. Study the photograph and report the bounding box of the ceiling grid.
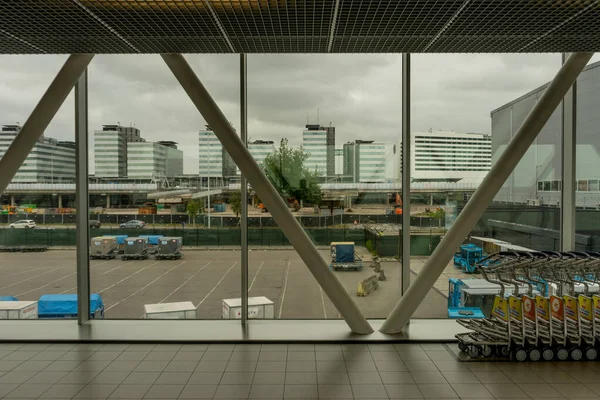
[0,0,598,54]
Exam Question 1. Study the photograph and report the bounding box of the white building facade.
[343,141,387,183]
[199,130,224,178]
[127,142,167,179]
[411,131,491,181]
[303,128,327,176]
[94,127,128,178]
[0,125,76,183]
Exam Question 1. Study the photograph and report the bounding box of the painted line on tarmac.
[158,261,212,304]
[98,261,160,294]
[248,262,264,293]
[101,261,135,275]
[319,286,328,319]
[15,261,109,297]
[195,261,238,310]
[0,265,66,280]
[0,264,73,291]
[277,260,291,319]
[105,261,186,312]
[59,261,131,294]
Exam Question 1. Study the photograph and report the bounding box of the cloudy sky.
[1,53,599,174]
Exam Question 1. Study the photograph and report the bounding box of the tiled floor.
[0,343,598,399]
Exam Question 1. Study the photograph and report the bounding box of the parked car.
[90,220,101,229]
[120,220,145,229]
[10,220,36,229]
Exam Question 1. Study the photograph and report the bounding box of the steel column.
[240,54,249,326]
[75,67,90,324]
[0,55,94,194]
[401,54,411,296]
[380,52,594,334]
[561,53,576,251]
[162,54,373,334]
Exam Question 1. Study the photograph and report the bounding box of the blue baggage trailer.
[38,294,104,319]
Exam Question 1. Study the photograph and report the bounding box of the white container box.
[143,302,196,319]
[0,301,38,319]
[222,296,275,319]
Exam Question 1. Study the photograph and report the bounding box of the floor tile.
[114,353,148,362]
[288,345,315,352]
[108,384,151,399]
[570,370,600,383]
[314,345,342,352]
[403,361,438,372]
[420,344,446,352]
[206,345,235,353]
[178,384,217,399]
[200,352,231,362]
[195,361,227,373]
[552,383,597,398]
[260,345,288,352]
[317,372,349,385]
[91,371,127,385]
[285,372,316,385]
[440,372,478,384]
[164,361,198,372]
[228,352,259,362]
[98,345,128,352]
[0,371,38,384]
[153,345,182,353]
[473,372,512,384]
[374,361,407,372]
[188,371,223,385]
[410,371,446,384]
[31,352,68,362]
[74,384,118,399]
[233,344,261,352]
[143,384,184,399]
[345,361,377,372]
[286,362,316,372]
[154,372,191,385]
[417,383,458,399]
[255,362,286,373]
[105,361,140,372]
[316,362,347,372]
[351,384,388,399]
[172,352,205,362]
[258,352,287,362]
[451,383,493,398]
[379,372,414,385]
[369,345,396,352]
[72,361,111,372]
[59,371,99,385]
[434,361,470,372]
[283,384,317,399]
[40,384,86,398]
[518,383,563,398]
[371,352,402,361]
[398,352,431,362]
[134,361,169,373]
[0,383,19,397]
[316,353,344,362]
[348,371,382,385]
[220,372,254,385]
[384,383,423,399]
[88,353,120,362]
[249,384,284,399]
[317,384,353,399]
[27,371,69,385]
[0,361,25,372]
[143,352,176,362]
[253,372,285,385]
[122,372,161,385]
[3,352,40,362]
[425,351,455,362]
[341,344,370,353]
[484,383,528,398]
[226,362,256,372]
[59,353,93,362]
[213,384,251,399]
[287,353,315,362]
[124,345,156,353]
[6,383,53,398]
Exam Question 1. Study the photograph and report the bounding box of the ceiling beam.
[422,0,471,52]
[327,0,341,53]
[202,0,236,53]
[0,29,46,53]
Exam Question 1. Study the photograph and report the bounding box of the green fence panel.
[248,229,262,246]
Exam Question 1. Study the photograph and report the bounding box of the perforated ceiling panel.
[0,0,599,54]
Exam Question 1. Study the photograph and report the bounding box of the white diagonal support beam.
[162,53,373,334]
[0,54,94,194]
[380,52,594,334]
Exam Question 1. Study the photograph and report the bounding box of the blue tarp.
[140,235,164,245]
[105,235,128,245]
[38,294,104,318]
[335,244,355,263]
[0,296,17,301]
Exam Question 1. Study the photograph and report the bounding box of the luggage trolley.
[155,237,183,260]
[121,237,149,260]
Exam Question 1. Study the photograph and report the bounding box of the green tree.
[262,138,322,206]
[186,200,204,227]
[230,191,242,218]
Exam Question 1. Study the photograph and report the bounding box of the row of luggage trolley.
[90,235,183,260]
[457,251,600,362]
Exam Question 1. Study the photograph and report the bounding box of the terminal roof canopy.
[1,0,599,54]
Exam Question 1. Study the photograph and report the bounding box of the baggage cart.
[222,297,275,319]
[144,302,196,319]
[155,237,183,260]
[0,301,38,319]
[90,236,118,260]
[105,235,128,254]
[140,235,164,254]
[38,294,104,319]
[121,237,149,260]
[329,242,363,271]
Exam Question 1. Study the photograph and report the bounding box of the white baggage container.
[143,302,196,319]
[222,296,275,319]
[0,301,38,319]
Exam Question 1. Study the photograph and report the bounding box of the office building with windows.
[411,131,491,181]
[235,140,276,176]
[199,128,235,180]
[343,140,387,183]
[303,124,334,177]
[159,141,184,177]
[94,125,139,178]
[127,141,185,179]
[0,124,76,183]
